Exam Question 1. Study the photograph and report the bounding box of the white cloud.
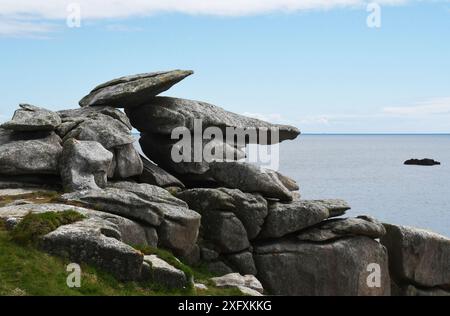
[0,0,412,36]
[383,97,450,116]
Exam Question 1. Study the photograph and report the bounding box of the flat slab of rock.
[380,224,450,289]
[259,199,349,239]
[209,162,293,202]
[296,215,386,242]
[211,273,264,294]
[79,70,193,108]
[127,97,300,144]
[138,155,185,189]
[142,255,189,289]
[177,188,267,239]
[60,139,113,192]
[0,129,62,175]
[1,104,61,132]
[254,237,390,296]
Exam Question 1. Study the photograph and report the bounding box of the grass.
[0,191,61,207]
[10,211,86,246]
[0,219,244,296]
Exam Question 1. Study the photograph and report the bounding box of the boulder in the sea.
[79,70,193,108]
[404,158,441,166]
[1,104,61,132]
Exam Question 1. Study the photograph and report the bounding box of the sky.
[0,0,449,133]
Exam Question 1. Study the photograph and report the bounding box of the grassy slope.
[0,222,242,296]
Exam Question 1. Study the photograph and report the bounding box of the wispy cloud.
[0,0,419,36]
[383,97,450,116]
[0,17,56,38]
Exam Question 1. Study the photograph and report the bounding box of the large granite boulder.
[202,211,250,253]
[62,112,134,150]
[139,133,245,175]
[208,162,293,202]
[112,143,143,179]
[126,97,300,144]
[254,237,391,296]
[211,273,264,294]
[1,104,61,131]
[79,70,193,108]
[142,255,190,289]
[296,215,386,242]
[258,199,349,239]
[176,188,268,239]
[60,182,201,255]
[0,129,62,175]
[60,139,113,192]
[138,155,185,189]
[380,224,450,290]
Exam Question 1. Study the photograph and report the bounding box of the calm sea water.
[278,135,450,237]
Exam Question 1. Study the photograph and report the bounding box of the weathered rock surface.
[202,211,250,253]
[254,237,390,296]
[142,255,190,289]
[113,143,143,179]
[1,104,61,132]
[62,113,134,150]
[225,251,257,276]
[259,200,348,239]
[60,182,201,255]
[140,133,245,175]
[176,188,267,239]
[208,162,293,201]
[296,216,386,242]
[380,224,450,290]
[138,155,185,189]
[127,97,300,143]
[211,273,264,294]
[80,70,193,108]
[60,139,113,192]
[0,129,62,175]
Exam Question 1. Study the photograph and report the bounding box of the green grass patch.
[0,191,61,207]
[10,211,86,246]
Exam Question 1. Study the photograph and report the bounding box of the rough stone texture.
[41,218,143,281]
[309,199,351,217]
[58,106,132,131]
[254,237,391,296]
[296,216,386,242]
[142,255,189,289]
[0,175,61,191]
[138,155,185,189]
[113,143,143,179]
[225,251,257,276]
[0,129,62,175]
[272,171,299,191]
[140,133,245,175]
[60,182,201,255]
[206,261,234,276]
[62,113,134,150]
[238,286,264,296]
[397,285,450,296]
[209,162,292,202]
[259,200,347,239]
[211,273,264,294]
[1,104,61,132]
[60,139,113,192]
[126,97,300,144]
[380,224,450,289]
[176,188,267,239]
[202,211,250,254]
[80,70,193,108]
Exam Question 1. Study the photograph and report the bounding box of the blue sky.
[0,0,449,133]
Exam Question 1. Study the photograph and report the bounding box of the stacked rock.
[1,69,449,296]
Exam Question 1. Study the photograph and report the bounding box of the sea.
[278,135,450,237]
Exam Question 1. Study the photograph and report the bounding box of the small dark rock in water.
[404,158,441,166]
